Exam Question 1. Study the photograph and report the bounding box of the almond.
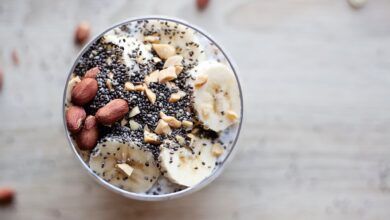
[197,0,209,11]
[155,119,172,135]
[160,112,181,128]
[144,129,161,144]
[74,21,90,45]
[84,67,100,78]
[76,115,98,150]
[152,44,176,60]
[144,84,156,104]
[159,66,177,83]
[212,143,224,157]
[96,99,129,125]
[71,78,98,105]
[163,55,183,74]
[0,187,15,204]
[144,35,160,43]
[0,69,3,91]
[115,163,134,177]
[226,110,239,121]
[124,82,135,91]
[66,106,86,134]
[194,74,208,87]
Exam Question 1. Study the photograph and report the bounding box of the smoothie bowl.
[63,17,243,201]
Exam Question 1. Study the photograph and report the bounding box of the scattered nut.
[168,93,181,103]
[197,0,209,11]
[134,84,145,91]
[74,21,91,45]
[168,91,186,103]
[160,112,182,128]
[159,66,177,83]
[96,99,129,125]
[144,35,160,43]
[163,55,183,74]
[84,67,100,78]
[0,69,3,91]
[106,79,113,91]
[76,115,98,150]
[11,49,19,65]
[66,106,86,134]
[152,57,162,63]
[175,135,186,146]
[120,118,128,127]
[124,82,135,91]
[0,187,15,204]
[108,72,114,79]
[182,120,193,129]
[129,106,140,117]
[71,78,98,105]
[211,143,224,157]
[129,120,141,130]
[226,110,239,121]
[348,0,367,9]
[194,74,208,87]
[115,163,134,177]
[155,119,172,135]
[144,84,156,104]
[152,44,176,60]
[144,130,161,144]
[145,70,160,85]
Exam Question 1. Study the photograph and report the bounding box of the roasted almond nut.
[212,143,224,157]
[84,67,100,78]
[144,130,161,144]
[145,70,160,85]
[71,78,98,105]
[129,120,141,130]
[144,35,160,43]
[159,66,177,83]
[182,120,193,129]
[168,91,186,103]
[152,44,176,60]
[197,0,209,11]
[0,187,15,204]
[74,21,90,45]
[134,84,145,91]
[226,110,239,121]
[76,115,98,150]
[0,68,3,91]
[155,119,172,135]
[129,106,140,117]
[194,74,208,87]
[115,163,134,177]
[163,55,184,74]
[160,112,181,128]
[66,106,86,134]
[106,79,113,91]
[96,99,129,125]
[144,84,156,104]
[124,82,135,91]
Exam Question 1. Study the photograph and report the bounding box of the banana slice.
[141,20,205,66]
[102,30,154,76]
[159,138,217,187]
[89,138,160,193]
[190,61,241,132]
[65,75,81,107]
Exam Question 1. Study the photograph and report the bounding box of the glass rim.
[62,15,244,201]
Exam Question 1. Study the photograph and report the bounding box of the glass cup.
[63,16,244,201]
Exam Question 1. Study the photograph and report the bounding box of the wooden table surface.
[1,0,390,219]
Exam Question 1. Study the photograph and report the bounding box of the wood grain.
[1,0,390,219]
